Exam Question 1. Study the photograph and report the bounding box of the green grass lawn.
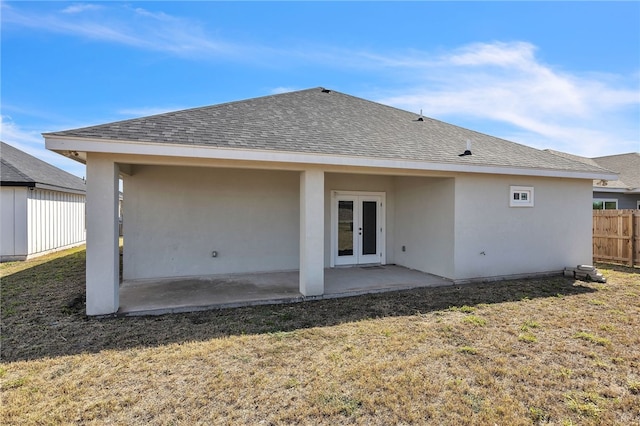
[1,246,639,425]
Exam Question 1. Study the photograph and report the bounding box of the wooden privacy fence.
[593,209,640,267]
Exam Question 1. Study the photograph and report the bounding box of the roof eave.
[593,186,640,194]
[44,135,618,181]
[0,181,35,187]
[34,182,86,195]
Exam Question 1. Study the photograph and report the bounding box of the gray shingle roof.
[45,87,609,174]
[544,149,603,169]
[592,153,640,190]
[546,149,639,190]
[1,142,86,192]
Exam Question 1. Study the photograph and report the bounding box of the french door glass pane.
[362,201,377,255]
[338,201,354,256]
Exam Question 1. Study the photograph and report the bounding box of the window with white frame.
[510,186,534,207]
[593,199,617,210]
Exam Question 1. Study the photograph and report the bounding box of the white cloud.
[2,4,236,58]
[269,87,299,95]
[0,116,86,178]
[3,3,637,158]
[372,42,639,157]
[1,115,47,154]
[61,3,103,14]
[448,41,537,68]
[132,7,173,21]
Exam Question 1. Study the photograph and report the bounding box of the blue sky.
[2,1,639,178]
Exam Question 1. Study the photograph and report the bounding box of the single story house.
[1,141,86,261]
[43,88,616,316]
[546,150,640,209]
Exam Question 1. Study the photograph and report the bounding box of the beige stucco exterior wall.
[393,176,456,279]
[452,174,593,281]
[122,164,594,284]
[125,169,402,278]
[123,166,300,280]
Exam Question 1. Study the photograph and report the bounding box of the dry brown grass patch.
[2,251,639,425]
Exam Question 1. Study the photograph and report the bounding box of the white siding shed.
[1,142,86,261]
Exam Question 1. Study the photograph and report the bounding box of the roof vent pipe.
[417,109,424,121]
[459,140,472,156]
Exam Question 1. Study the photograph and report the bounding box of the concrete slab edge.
[452,270,564,285]
[104,271,563,317]
[114,281,456,317]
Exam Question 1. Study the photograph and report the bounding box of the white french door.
[332,192,385,266]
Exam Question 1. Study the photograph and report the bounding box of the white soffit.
[45,136,619,181]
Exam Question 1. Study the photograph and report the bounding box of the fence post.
[632,211,638,267]
[627,212,633,267]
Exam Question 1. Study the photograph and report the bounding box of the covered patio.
[118,265,452,316]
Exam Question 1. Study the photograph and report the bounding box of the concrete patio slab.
[118,265,452,316]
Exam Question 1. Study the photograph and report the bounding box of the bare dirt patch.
[2,247,639,424]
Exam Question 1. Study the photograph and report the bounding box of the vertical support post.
[300,169,324,296]
[628,211,634,267]
[86,154,119,315]
[635,211,640,267]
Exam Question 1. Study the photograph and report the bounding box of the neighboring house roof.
[591,153,640,192]
[546,150,639,193]
[44,87,614,179]
[544,149,602,169]
[1,141,86,193]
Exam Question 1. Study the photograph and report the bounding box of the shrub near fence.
[593,209,640,267]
